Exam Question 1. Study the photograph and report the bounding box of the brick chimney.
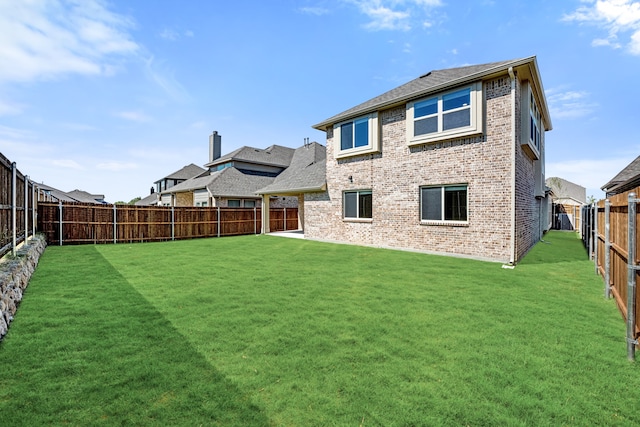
[209,131,221,163]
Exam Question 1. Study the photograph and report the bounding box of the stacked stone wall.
[0,235,46,339]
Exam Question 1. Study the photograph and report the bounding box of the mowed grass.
[1,231,639,425]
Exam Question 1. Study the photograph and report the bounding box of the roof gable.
[204,144,295,169]
[313,56,551,132]
[257,142,327,195]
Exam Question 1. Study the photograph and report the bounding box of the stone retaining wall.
[0,235,46,339]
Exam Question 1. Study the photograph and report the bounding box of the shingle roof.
[601,155,640,195]
[163,167,275,199]
[313,56,548,130]
[545,177,586,204]
[204,145,295,169]
[135,193,159,206]
[156,163,206,182]
[66,189,106,204]
[35,183,77,202]
[257,142,326,195]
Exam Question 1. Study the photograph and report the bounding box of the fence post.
[627,193,638,361]
[24,175,28,241]
[284,207,287,231]
[254,207,257,235]
[32,184,36,236]
[171,205,175,241]
[605,200,611,298]
[58,201,63,246]
[594,202,599,274]
[113,204,117,244]
[217,207,220,238]
[11,162,17,256]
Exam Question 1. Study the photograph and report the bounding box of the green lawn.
[1,231,638,426]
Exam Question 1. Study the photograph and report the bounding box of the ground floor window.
[228,199,241,207]
[420,185,467,222]
[344,190,372,219]
[244,200,256,208]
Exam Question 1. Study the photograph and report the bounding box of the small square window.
[334,113,379,159]
[228,199,241,207]
[344,190,372,219]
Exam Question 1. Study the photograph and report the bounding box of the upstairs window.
[344,190,372,220]
[529,92,541,152]
[520,82,543,160]
[334,113,379,159]
[407,83,483,146]
[420,185,468,223]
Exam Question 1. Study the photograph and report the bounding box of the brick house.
[303,57,552,263]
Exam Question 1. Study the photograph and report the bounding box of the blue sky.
[0,0,639,202]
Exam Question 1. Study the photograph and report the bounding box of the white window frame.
[520,81,542,160]
[333,113,379,159]
[420,184,469,225]
[407,82,483,146]
[343,190,373,221]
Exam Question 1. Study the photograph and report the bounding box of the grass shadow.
[0,245,269,426]
[518,230,591,265]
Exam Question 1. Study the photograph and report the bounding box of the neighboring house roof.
[257,142,327,195]
[546,177,587,204]
[313,56,552,132]
[35,183,77,202]
[601,155,640,196]
[204,144,295,169]
[164,167,275,199]
[154,163,206,184]
[135,193,159,206]
[66,189,106,204]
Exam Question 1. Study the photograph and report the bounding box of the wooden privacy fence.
[37,202,299,245]
[0,152,39,258]
[584,187,640,360]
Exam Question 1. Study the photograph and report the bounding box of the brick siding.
[305,75,543,263]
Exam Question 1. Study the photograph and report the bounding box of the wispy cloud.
[160,28,194,40]
[547,157,636,197]
[0,0,139,84]
[144,56,190,102]
[52,159,84,170]
[0,99,26,116]
[345,0,444,31]
[300,6,330,16]
[546,87,598,120]
[114,111,152,122]
[96,161,138,171]
[562,0,640,55]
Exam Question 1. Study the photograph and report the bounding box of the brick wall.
[305,75,542,263]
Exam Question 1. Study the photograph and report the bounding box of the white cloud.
[160,28,179,41]
[547,157,636,198]
[144,56,190,102]
[0,100,26,116]
[546,88,598,120]
[345,0,444,31]
[300,7,330,15]
[52,159,84,170]
[563,0,640,55]
[96,161,138,171]
[114,111,152,122]
[0,0,139,84]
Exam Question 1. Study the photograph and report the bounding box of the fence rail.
[37,202,299,245]
[0,152,39,258]
[584,187,640,360]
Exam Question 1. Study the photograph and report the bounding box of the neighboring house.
[36,184,107,204]
[304,56,552,263]
[601,155,640,197]
[135,162,207,206]
[160,132,298,208]
[257,140,327,231]
[546,177,586,231]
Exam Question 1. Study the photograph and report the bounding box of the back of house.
[305,56,552,263]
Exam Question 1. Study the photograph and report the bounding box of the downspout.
[508,67,516,265]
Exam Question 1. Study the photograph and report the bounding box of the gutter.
[508,66,516,265]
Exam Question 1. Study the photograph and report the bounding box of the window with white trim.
[529,91,541,153]
[407,83,483,145]
[420,185,468,222]
[344,190,372,219]
[333,113,379,159]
